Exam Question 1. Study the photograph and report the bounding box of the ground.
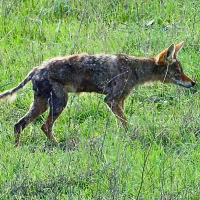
[0,0,200,199]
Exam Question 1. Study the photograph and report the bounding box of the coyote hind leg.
[41,88,67,146]
[14,92,48,146]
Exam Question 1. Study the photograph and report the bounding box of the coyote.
[0,41,195,146]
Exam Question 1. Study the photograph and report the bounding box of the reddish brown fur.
[180,72,193,82]
[0,41,195,146]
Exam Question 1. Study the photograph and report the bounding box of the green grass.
[1,0,200,199]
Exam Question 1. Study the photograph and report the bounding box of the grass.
[1,0,200,199]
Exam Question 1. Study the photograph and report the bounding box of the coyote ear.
[155,43,176,65]
[175,41,184,58]
[165,44,175,62]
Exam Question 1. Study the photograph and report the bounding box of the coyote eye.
[175,69,181,74]
[174,74,180,79]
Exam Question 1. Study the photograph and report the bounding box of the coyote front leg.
[104,97,128,129]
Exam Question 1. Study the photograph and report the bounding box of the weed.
[1,0,200,199]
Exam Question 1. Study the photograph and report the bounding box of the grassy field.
[1,0,200,199]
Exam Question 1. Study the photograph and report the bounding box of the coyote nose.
[191,81,196,86]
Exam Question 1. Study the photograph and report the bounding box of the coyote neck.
[130,57,162,85]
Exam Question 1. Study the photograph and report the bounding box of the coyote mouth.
[173,79,195,88]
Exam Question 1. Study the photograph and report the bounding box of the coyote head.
[155,41,195,88]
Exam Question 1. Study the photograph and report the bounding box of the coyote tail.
[0,68,37,102]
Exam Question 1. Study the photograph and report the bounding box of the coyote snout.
[0,41,195,146]
[172,69,196,88]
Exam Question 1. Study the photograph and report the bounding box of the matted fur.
[0,41,195,146]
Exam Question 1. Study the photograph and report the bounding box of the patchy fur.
[0,41,195,146]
